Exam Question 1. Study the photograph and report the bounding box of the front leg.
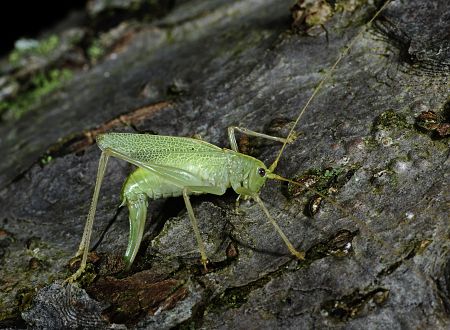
[235,194,252,215]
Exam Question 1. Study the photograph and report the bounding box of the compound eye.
[257,168,266,177]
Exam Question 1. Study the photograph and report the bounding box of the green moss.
[287,166,347,198]
[15,287,35,313]
[362,136,378,150]
[214,289,248,308]
[287,165,360,218]
[372,110,411,132]
[321,287,389,321]
[208,277,270,312]
[334,0,367,13]
[40,155,53,166]
[0,69,73,120]
[87,39,105,63]
[9,35,59,66]
[75,263,98,288]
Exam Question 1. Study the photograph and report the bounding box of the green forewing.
[96,133,229,173]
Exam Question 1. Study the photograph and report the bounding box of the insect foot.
[291,249,306,260]
[200,255,209,269]
[64,254,86,283]
[65,267,84,284]
[285,131,299,144]
[65,251,102,284]
[253,194,305,261]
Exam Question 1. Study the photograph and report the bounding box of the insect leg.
[253,194,305,260]
[182,185,226,269]
[182,188,208,269]
[67,150,109,282]
[123,192,148,268]
[227,126,294,152]
[103,146,227,269]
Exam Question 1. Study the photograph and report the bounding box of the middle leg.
[228,126,296,153]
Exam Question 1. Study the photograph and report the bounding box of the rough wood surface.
[0,0,449,328]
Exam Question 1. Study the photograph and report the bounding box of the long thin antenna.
[269,0,391,172]
[267,173,403,258]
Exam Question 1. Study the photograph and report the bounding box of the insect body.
[68,129,303,282]
[68,1,392,283]
[106,133,270,267]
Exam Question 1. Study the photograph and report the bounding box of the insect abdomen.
[122,168,187,200]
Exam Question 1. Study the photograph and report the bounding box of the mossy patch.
[321,287,390,321]
[0,69,72,120]
[8,35,60,66]
[207,276,271,312]
[87,39,106,63]
[372,110,411,132]
[286,165,360,217]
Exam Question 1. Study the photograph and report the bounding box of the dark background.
[0,1,86,56]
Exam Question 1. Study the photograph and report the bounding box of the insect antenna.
[269,0,392,173]
[265,0,443,292]
[267,172,440,298]
[267,173,390,250]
